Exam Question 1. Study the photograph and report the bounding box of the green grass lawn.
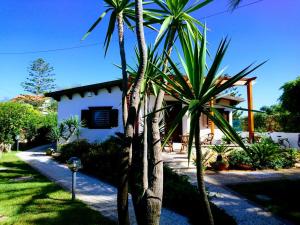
[0,152,115,225]
[227,179,300,224]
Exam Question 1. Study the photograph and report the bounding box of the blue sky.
[0,0,299,110]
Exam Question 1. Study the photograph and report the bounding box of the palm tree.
[145,2,213,212]
[82,0,137,129]
[126,48,167,224]
[151,27,265,225]
[82,1,137,224]
[146,0,212,155]
[119,0,148,224]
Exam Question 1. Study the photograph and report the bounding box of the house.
[45,77,256,143]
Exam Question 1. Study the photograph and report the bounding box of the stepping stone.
[255,194,272,201]
[10,176,34,182]
[0,215,8,222]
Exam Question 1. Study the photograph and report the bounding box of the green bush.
[228,138,298,169]
[57,138,120,185]
[228,150,252,168]
[0,102,42,144]
[57,139,92,163]
[30,112,57,147]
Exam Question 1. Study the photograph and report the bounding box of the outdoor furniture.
[164,139,174,152]
[179,134,189,153]
[200,133,214,145]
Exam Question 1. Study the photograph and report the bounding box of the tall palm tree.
[82,1,136,224]
[148,0,213,119]
[120,0,148,224]
[145,2,213,213]
[151,27,265,225]
[82,0,137,129]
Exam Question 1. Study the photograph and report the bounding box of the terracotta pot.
[211,161,229,171]
[236,164,253,170]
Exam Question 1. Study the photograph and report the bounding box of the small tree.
[21,58,56,95]
[279,76,300,114]
[0,102,42,146]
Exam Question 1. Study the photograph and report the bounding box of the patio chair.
[164,139,174,153]
[200,133,214,145]
[180,134,189,153]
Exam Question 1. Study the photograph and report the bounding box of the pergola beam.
[210,98,215,135]
[247,80,255,143]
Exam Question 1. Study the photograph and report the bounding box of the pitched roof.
[45,79,122,101]
[216,94,244,103]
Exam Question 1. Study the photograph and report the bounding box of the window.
[92,109,111,128]
[81,107,118,129]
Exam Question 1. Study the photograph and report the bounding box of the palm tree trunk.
[117,12,128,127]
[143,94,148,191]
[120,0,148,224]
[195,114,214,225]
[116,11,131,225]
[143,27,176,225]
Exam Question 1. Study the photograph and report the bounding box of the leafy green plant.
[192,151,214,170]
[57,116,85,142]
[0,102,42,145]
[228,150,253,169]
[57,138,121,186]
[209,144,232,162]
[246,137,282,169]
[150,24,264,224]
[229,138,298,170]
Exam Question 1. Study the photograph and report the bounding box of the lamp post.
[15,135,20,151]
[67,157,82,201]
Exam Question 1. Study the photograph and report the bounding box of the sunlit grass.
[0,152,115,225]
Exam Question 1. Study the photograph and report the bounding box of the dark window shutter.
[81,110,91,128]
[110,109,119,127]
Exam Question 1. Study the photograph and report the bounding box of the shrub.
[30,112,57,147]
[209,144,232,162]
[228,138,298,169]
[57,139,92,162]
[57,137,120,185]
[0,102,42,145]
[247,137,284,169]
[228,150,253,169]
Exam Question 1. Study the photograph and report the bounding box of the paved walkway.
[163,151,296,225]
[17,146,189,225]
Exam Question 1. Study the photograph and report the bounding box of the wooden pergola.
[209,76,257,143]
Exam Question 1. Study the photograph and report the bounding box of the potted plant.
[209,144,232,171]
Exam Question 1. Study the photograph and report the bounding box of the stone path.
[17,146,190,225]
[163,151,296,225]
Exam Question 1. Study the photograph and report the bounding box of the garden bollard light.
[15,135,20,151]
[67,157,82,201]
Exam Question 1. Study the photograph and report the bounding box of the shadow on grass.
[0,153,115,225]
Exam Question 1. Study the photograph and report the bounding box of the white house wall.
[58,87,123,143]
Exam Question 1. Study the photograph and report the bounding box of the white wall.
[58,87,123,143]
[240,131,300,149]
